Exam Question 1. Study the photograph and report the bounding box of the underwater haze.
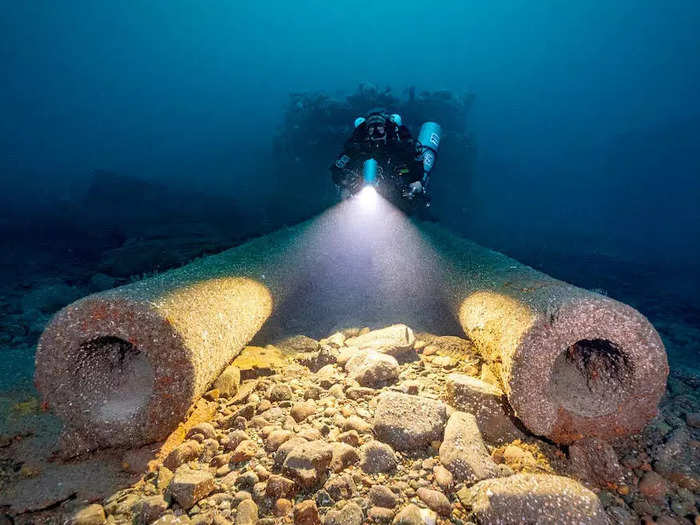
[3,0,700,380]
[2,2,700,522]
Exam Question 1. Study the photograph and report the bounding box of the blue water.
[1,1,699,390]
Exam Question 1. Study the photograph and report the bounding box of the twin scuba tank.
[355,114,442,187]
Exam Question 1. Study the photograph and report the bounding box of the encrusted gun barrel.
[34,227,303,451]
[419,222,669,443]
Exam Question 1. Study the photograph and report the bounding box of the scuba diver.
[330,108,441,212]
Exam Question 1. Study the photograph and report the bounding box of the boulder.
[460,474,608,524]
[416,487,451,516]
[345,351,399,388]
[439,411,498,482]
[373,392,447,450]
[294,500,321,525]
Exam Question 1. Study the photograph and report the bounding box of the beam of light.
[357,185,378,211]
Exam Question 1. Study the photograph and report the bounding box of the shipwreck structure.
[35,198,668,452]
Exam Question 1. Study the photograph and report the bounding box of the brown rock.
[433,465,454,492]
[274,498,293,517]
[231,440,258,462]
[152,515,192,525]
[322,501,363,525]
[133,495,168,525]
[639,471,668,501]
[269,384,293,402]
[391,504,422,525]
[569,437,624,487]
[283,440,333,489]
[291,400,317,422]
[323,473,356,501]
[68,504,106,525]
[336,430,360,447]
[444,374,523,444]
[266,474,297,499]
[416,487,451,516]
[345,351,400,388]
[359,440,398,474]
[342,415,371,433]
[294,500,321,525]
[265,430,293,452]
[463,474,608,524]
[368,507,395,523]
[330,442,360,472]
[168,468,215,510]
[373,392,447,451]
[369,485,398,508]
[163,440,202,470]
[439,411,498,483]
[213,364,241,397]
[234,499,258,525]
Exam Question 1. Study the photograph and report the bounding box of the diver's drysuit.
[330,110,439,209]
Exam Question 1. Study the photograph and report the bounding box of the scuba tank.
[417,122,442,180]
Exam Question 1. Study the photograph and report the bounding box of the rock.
[278,335,320,354]
[186,422,217,440]
[296,345,339,373]
[368,507,395,523]
[265,430,294,452]
[373,392,447,451]
[654,427,700,490]
[342,415,371,433]
[439,411,498,482]
[317,364,342,388]
[154,466,174,492]
[686,412,700,427]
[330,442,360,472]
[444,374,523,444]
[324,473,357,501]
[266,474,297,499]
[214,365,241,397]
[432,465,454,492]
[416,488,450,516]
[345,351,399,388]
[283,440,333,489]
[294,500,321,525]
[291,400,317,422]
[132,495,168,525]
[639,471,668,501]
[152,515,192,525]
[225,430,251,451]
[163,440,203,470]
[337,430,360,447]
[168,468,215,510]
[391,504,423,525]
[501,444,538,470]
[359,440,398,473]
[322,501,363,525]
[461,474,608,524]
[68,504,106,525]
[269,384,293,402]
[569,437,624,487]
[231,440,258,462]
[345,324,415,360]
[274,498,293,516]
[369,485,398,508]
[274,437,308,468]
[235,499,258,525]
